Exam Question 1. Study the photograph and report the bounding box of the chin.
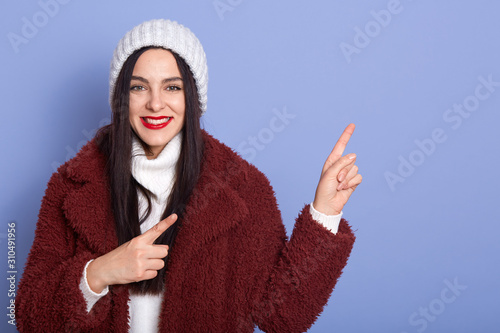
[144,134,176,146]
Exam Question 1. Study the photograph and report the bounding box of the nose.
[146,89,165,112]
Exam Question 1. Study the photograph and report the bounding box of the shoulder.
[201,130,272,190]
[53,138,107,185]
[31,139,106,230]
[200,130,279,215]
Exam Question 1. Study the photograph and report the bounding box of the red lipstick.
[140,116,172,130]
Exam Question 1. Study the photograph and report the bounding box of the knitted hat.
[109,19,208,114]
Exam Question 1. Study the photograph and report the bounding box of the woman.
[16,19,362,332]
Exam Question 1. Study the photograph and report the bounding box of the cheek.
[128,103,142,126]
[128,97,142,115]
[170,97,186,116]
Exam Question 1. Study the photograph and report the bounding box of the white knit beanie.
[109,19,208,114]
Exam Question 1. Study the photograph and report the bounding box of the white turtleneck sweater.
[79,132,342,332]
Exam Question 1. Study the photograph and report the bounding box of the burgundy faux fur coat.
[16,130,355,333]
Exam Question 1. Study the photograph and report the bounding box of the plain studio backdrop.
[1,1,499,332]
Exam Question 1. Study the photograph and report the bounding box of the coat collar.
[61,130,249,255]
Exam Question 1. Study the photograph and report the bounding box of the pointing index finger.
[322,123,355,174]
[142,214,178,244]
[330,123,355,161]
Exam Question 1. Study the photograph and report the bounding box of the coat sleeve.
[240,167,356,333]
[16,171,113,332]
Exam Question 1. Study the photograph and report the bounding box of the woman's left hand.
[313,123,362,216]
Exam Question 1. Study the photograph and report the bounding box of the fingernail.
[338,173,345,182]
[348,154,356,159]
[337,183,344,191]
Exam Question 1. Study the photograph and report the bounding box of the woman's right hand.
[86,214,178,293]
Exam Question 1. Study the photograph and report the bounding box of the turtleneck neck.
[131,132,182,204]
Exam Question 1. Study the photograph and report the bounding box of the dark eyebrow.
[131,76,183,84]
[163,77,183,84]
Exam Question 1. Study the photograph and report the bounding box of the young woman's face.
[129,48,186,159]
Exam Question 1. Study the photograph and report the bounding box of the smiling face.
[129,48,186,159]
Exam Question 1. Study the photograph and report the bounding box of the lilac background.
[1,0,499,332]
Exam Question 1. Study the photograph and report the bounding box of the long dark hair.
[95,46,204,294]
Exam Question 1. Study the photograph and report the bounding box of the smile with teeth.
[140,116,173,130]
[142,117,172,125]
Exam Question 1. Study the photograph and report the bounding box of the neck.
[131,132,183,199]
